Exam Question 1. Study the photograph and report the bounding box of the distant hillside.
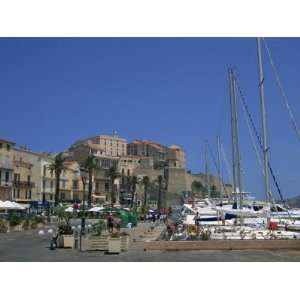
[284,195,300,208]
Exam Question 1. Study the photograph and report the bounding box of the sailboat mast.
[229,69,238,205]
[232,73,243,210]
[217,136,223,201]
[257,37,272,224]
[205,142,211,200]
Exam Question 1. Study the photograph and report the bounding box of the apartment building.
[0,138,15,200]
[71,131,127,158]
[13,147,38,204]
[127,140,186,169]
[127,140,167,163]
[61,160,88,203]
[38,153,55,204]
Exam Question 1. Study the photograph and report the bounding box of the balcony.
[14,181,35,188]
[0,181,13,188]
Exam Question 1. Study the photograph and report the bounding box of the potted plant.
[59,224,74,248]
[0,219,8,233]
[30,215,45,229]
[87,220,109,251]
[8,214,23,232]
[22,218,30,230]
[120,231,130,252]
[108,232,121,254]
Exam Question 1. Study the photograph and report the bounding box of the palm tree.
[157,175,163,210]
[106,165,120,205]
[130,175,138,208]
[82,155,97,207]
[49,152,67,207]
[142,176,150,208]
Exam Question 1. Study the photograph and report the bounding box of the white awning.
[93,195,106,199]
[88,207,104,212]
[0,201,25,210]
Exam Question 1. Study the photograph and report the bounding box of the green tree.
[106,165,120,205]
[191,180,204,193]
[211,185,220,198]
[157,175,163,210]
[82,155,97,207]
[49,152,67,207]
[129,175,138,208]
[142,176,150,208]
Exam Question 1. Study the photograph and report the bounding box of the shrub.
[92,220,106,236]
[58,224,73,235]
[120,231,129,236]
[29,215,45,229]
[200,230,211,241]
[0,219,8,233]
[8,214,22,227]
[22,219,30,230]
[110,232,120,238]
[32,215,45,224]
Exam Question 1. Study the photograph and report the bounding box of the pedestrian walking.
[107,214,114,233]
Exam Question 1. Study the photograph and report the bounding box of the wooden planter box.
[10,225,23,232]
[63,235,74,248]
[121,236,130,252]
[108,238,121,254]
[78,235,90,251]
[88,236,109,251]
[36,223,44,229]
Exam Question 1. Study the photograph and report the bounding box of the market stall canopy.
[65,206,75,213]
[88,206,104,212]
[0,201,25,210]
[11,202,26,210]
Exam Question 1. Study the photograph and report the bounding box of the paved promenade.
[1,223,300,261]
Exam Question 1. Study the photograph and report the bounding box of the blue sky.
[0,37,300,199]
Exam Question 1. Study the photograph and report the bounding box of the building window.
[95,182,100,193]
[50,181,53,190]
[5,171,9,183]
[25,189,28,199]
[62,181,66,189]
[105,183,109,192]
[43,180,46,189]
[50,194,53,201]
[0,170,1,182]
[0,143,2,149]
[14,173,20,183]
[17,189,20,198]
[61,192,65,201]
[27,175,31,183]
[43,166,47,176]
[29,190,32,199]
[13,188,16,198]
[73,180,79,190]
[6,144,10,151]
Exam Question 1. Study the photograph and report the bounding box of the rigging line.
[234,75,284,203]
[240,88,276,202]
[263,38,300,142]
[207,142,229,198]
[220,142,233,186]
[241,93,264,177]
